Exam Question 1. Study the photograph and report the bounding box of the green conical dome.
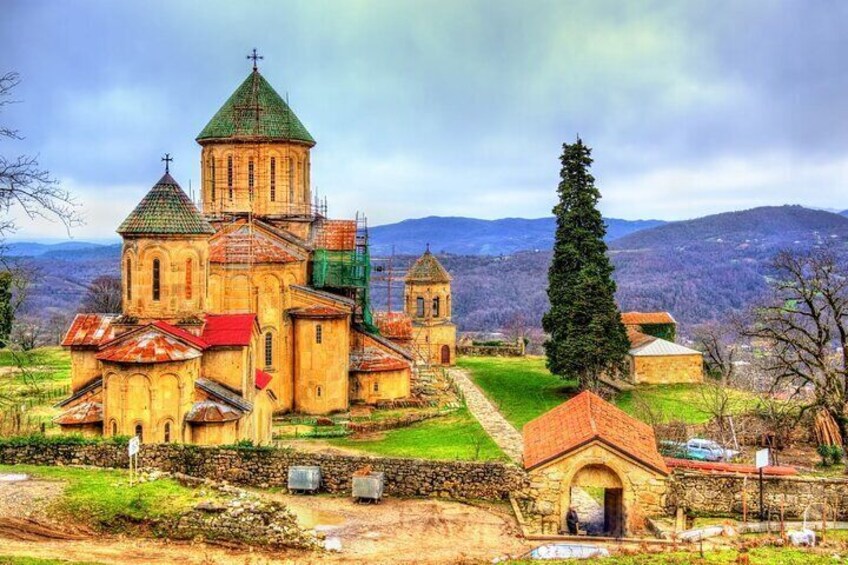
[197,70,315,145]
[118,173,215,236]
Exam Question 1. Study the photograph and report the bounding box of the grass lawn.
[0,347,72,434]
[0,464,216,530]
[457,356,578,430]
[615,384,758,425]
[327,407,507,461]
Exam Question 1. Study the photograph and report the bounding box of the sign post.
[755,448,769,521]
[128,436,140,487]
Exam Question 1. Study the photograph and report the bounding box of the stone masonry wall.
[668,470,848,520]
[0,442,526,501]
[457,344,525,358]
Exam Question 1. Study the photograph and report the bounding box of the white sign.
[755,448,769,469]
[128,436,140,457]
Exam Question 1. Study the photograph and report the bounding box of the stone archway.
[565,464,625,537]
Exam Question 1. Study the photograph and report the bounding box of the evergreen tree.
[0,271,13,347]
[542,138,630,389]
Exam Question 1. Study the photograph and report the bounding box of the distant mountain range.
[9,205,848,336]
[368,216,665,255]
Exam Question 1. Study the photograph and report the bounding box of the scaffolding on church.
[311,212,378,332]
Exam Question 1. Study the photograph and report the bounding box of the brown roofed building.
[402,248,456,366]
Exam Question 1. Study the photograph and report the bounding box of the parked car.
[684,438,738,462]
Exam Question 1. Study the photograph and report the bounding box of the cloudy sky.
[2,0,847,241]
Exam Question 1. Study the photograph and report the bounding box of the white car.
[685,438,739,462]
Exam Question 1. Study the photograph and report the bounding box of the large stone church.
[56,60,453,445]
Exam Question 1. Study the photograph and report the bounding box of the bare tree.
[692,321,740,384]
[79,275,122,313]
[0,71,80,240]
[698,379,742,449]
[744,248,848,445]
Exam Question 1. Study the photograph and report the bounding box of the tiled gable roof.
[626,328,656,349]
[118,173,215,236]
[196,70,315,145]
[523,390,668,475]
[621,311,676,326]
[210,222,301,264]
[405,250,451,283]
[313,219,356,251]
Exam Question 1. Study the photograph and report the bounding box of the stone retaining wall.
[668,470,848,520]
[457,344,525,357]
[0,442,526,501]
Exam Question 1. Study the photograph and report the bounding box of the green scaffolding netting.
[312,248,379,333]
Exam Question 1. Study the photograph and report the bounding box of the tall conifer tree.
[542,138,629,389]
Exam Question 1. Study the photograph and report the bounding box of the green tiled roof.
[405,250,451,283]
[118,173,215,236]
[196,70,315,144]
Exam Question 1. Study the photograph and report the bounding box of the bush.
[0,434,129,448]
[817,444,844,467]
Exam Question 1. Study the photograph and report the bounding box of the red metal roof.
[201,314,257,346]
[665,458,797,476]
[62,314,119,347]
[255,368,273,390]
[97,328,204,363]
[374,311,413,340]
[523,390,668,474]
[621,311,676,326]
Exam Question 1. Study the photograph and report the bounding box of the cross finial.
[247,48,263,71]
[161,153,173,174]
[426,242,430,253]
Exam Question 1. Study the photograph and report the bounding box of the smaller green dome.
[197,70,315,145]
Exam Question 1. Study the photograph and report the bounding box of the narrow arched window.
[210,158,216,202]
[185,258,193,300]
[110,419,117,436]
[134,424,143,442]
[163,422,171,443]
[315,324,323,344]
[126,259,132,301]
[248,158,255,194]
[270,157,276,202]
[264,332,273,367]
[373,381,379,393]
[227,156,234,200]
[288,157,294,203]
[416,297,425,317]
[152,259,160,301]
[432,297,440,318]
[316,385,322,398]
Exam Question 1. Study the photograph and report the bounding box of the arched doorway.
[440,344,450,365]
[566,464,624,537]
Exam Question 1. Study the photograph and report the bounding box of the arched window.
[248,158,255,194]
[227,155,234,200]
[152,259,160,301]
[416,297,425,317]
[110,419,117,436]
[287,157,294,203]
[210,158,216,202]
[134,423,143,442]
[373,381,379,393]
[163,421,171,443]
[315,324,323,344]
[316,385,323,398]
[270,157,276,202]
[264,332,273,368]
[185,258,193,300]
[432,297,440,318]
[126,259,132,301]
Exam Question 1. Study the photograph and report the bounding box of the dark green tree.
[0,271,13,347]
[542,138,630,389]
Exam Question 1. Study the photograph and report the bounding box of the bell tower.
[404,247,456,366]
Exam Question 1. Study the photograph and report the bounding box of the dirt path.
[449,368,524,463]
[0,473,532,564]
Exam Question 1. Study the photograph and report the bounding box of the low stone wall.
[457,344,525,357]
[668,470,848,520]
[0,442,526,501]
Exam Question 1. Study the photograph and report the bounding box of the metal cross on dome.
[247,48,264,71]
[161,153,173,173]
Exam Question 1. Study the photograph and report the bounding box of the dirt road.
[0,475,531,564]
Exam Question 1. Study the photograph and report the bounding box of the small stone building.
[622,312,703,385]
[521,391,668,537]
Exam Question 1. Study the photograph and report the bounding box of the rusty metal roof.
[55,377,103,408]
[62,314,119,347]
[97,327,204,363]
[349,347,410,372]
[186,400,245,423]
[289,305,350,319]
[373,311,413,340]
[196,377,253,412]
[621,311,676,326]
[54,401,103,426]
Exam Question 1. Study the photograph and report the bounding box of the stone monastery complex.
[56,62,456,445]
